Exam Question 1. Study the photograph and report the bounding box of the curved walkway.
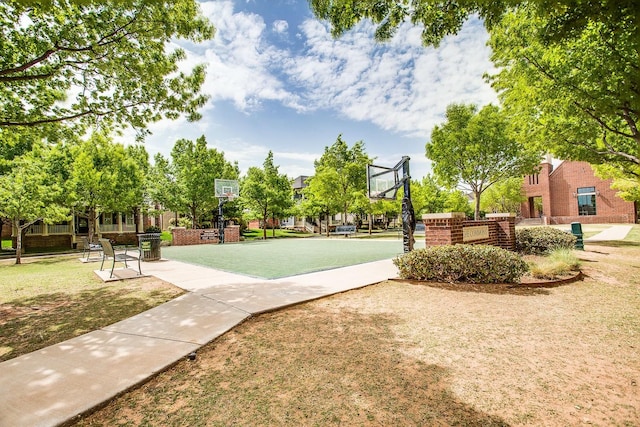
[584,225,633,241]
[0,258,398,427]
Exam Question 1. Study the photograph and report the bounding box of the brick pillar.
[486,213,516,251]
[422,212,466,247]
[224,225,240,243]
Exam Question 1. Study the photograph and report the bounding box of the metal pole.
[218,198,225,244]
[401,157,415,253]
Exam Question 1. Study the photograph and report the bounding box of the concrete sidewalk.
[0,258,398,427]
[584,225,633,242]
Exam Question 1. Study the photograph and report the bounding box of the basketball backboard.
[367,164,399,200]
[214,179,240,199]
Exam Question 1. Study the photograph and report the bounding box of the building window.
[528,174,539,185]
[577,187,597,216]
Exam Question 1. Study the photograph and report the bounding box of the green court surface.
[161,238,419,279]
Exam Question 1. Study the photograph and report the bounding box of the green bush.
[144,225,161,233]
[516,227,576,254]
[393,244,529,284]
[528,248,581,279]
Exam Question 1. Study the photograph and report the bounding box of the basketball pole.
[400,157,415,253]
[218,197,226,244]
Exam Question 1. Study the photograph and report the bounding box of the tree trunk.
[14,220,23,265]
[474,192,481,220]
[262,209,268,240]
[368,213,372,235]
[271,214,276,238]
[190,206,197,229]
[88,207,96,244]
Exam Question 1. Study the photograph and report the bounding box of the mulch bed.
[391,271,583,296]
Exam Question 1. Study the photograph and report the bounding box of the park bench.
[332,225,357,237]
[98,238,141,278]
[80,236,102,260]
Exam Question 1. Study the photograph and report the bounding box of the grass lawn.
[0,255,184,362]
[161,238,417,279]
[242,228,314,240]
[76,231,640,426]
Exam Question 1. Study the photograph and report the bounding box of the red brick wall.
[522,162,552,219]
[17,234,72,250]
[171,226,240,246]
[522,160,636,224]
[423,213,516,251]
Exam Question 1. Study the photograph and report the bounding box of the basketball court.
[161,238,423,279]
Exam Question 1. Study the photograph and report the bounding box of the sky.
[124,0,498,181]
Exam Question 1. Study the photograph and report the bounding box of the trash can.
[570,222,584,250]
[138,233,162,261]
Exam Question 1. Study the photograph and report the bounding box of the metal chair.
[80,236,102,260]
[98,238,141,278]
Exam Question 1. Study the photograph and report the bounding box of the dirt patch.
[76,244,640,426]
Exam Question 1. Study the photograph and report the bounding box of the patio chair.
[80,236,102,260]
[98,238,141,278]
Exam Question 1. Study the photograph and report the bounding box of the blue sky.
[123,0,497,180]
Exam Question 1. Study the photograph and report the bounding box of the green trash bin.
[570,222,584,250]
[138,233,162,261]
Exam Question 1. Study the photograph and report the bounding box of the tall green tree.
[309,0,635,47]
[488,6,640,195]
[0,146,69,264]
[427,103,540,220]
[67,133,147,243]
[241,151,293,239]
[147,153,186,226]
[480,177,525,215]
[171,135,239,228]
[0,0,214,135]
[310,135,371,227]
[310,1,639,197]
[302,171,343,236]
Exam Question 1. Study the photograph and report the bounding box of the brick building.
[521,158,637,225]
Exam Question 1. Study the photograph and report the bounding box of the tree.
[310,1,640,198]
[311,135,371,227]
[147,153,186,227]
[241,151,293,239]
[309,0,635,47]
[480,177,525,215]
[303,168,343,236]
[0,146,69,264]
[488,6,640,196]
[170,136,239,228]
[67,133,148,243]
[427,103,540,220]
[0,0,214,135]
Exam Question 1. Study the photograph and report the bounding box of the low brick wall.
[548,214,635,225]
[17,234,72,250]
[423,213,516,251]
[171,225,240,246]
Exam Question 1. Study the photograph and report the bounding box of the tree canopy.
[488,5,640,192]
[0,145,69,263]
[309,0,636,47]
[0,0,214,136]
[308,135,371,229]
[67,133,149,242]
[427,103,540,219]
[167,135,239,228]
[241,151,293,239]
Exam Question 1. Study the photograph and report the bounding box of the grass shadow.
[0,285,181,362]
[77,307,510,426]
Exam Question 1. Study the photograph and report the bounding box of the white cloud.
[195,1,299,111]
[286,17,497,139]
[272,20,288,34]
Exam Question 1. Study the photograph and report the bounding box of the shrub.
[516,227,576,255]
[393,244,529,284]
[144,225,161,233]
[528,248,581,279]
